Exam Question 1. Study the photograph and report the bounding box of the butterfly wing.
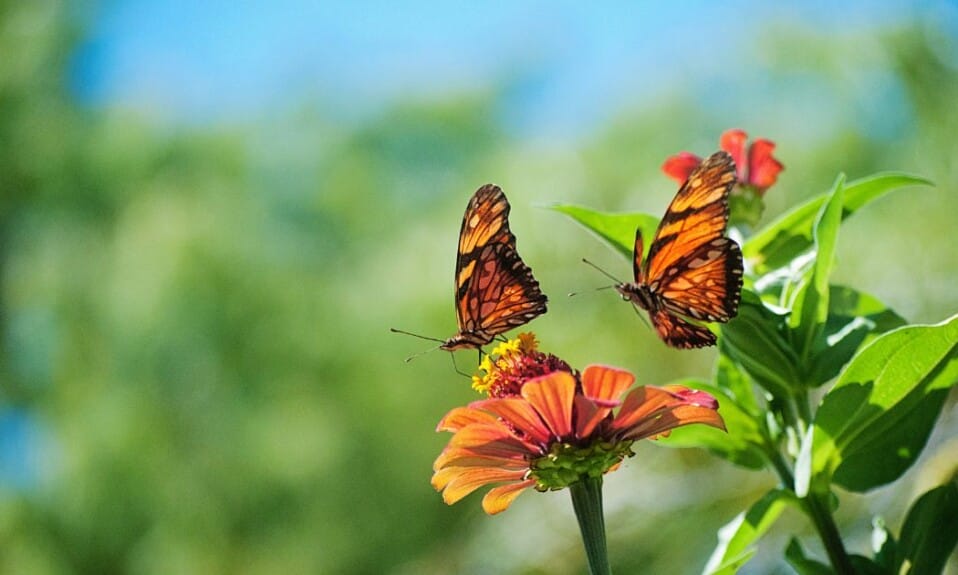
[654,237,743,323]
[642,151,737,282]
[636,151,743,348]
[445,185,547,349]
[650,309,717,349]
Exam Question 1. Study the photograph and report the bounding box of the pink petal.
[661,152,702,184]
[661,384,719,410]
[581,364,634,405]
[437,407,498,432]
[482,479,536,514]
[521,371,576,439]
[433,467,528,505]
[471,398,552,445]
[747,138,784,192]
[719,129,748,181]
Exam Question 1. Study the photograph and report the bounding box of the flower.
[433,364,725,514]
[472,332,573,398]
[662,129,784,196]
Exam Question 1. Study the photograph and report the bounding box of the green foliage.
[548,204,659,261]
[893,482,958,575]
[702,490,798,575]
[799,315,958,496]
[742,172,933,275]
[784,539,836,575]
[786,175,843,365]
[558,162,958,573]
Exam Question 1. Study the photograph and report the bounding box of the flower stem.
[804,493,855,575]
[569,476,611,575]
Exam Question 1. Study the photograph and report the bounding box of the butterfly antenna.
[390,327,446,344]
[568,285,616,297]
[581,258,622,283]
[402,345,442,363]
[568,259,622,297]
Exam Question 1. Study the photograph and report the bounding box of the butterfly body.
[441,184,547,351]
[621,151,744,349]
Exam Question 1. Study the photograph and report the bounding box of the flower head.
[662,129,784,196]
[433,364,725,514]
[472,332,573,398]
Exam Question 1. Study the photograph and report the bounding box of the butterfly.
[437,184,548,351]
[616,150,744,348]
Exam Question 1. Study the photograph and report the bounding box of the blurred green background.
[2,1,957,573]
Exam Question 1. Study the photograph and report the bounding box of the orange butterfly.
[616,151,743,348]
[435,184,547,350]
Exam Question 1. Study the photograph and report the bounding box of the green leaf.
[655,379,766,470]
[550,204,659,260]
[848,555,892,575]
[804,285,907,387]
[721,290,801,399]
[801,314,958,496]
[784,538,835,575]
[787,175,844,365]
[702,489,798,575]
[744,172,933,275]
[713,352,761,416]
[894,482,958,575]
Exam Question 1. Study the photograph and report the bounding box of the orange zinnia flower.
[662,128,784,196]
[433,362,725,514]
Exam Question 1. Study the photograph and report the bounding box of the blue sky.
[71,1,940,136]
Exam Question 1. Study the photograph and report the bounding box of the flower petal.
[661,384,719,410]
[470,398,552,445]
[521,371,576,439]
[747,138,784,192]
[432,466,528,505]
[433,446,529,471]
[581,364,634,406]
[437,406,498,432]
[482,479,535,515]
[610,386,682,432]
[574,394,606,439]
[622,405,726,441]
[661,152,702,184]
[719,129,748,181]
[447,422,540,457]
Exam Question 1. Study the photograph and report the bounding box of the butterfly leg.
[449,352,471,379]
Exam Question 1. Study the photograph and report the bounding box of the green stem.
[794,389,813,430]
[804,493,855,575]
[764,443,795,490]
[569,476,611,575]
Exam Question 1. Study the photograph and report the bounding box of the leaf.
[784,538,835,575]
[893,482,958,575]
[655,379,766,470]
[721,290,801,399]
[801,314,958,496]
[744,172,933,275]
[702,489,798,575]
[787,175,844,365]
[713,352,761,416]
[550,204,659,260]
[804,285,907,387]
